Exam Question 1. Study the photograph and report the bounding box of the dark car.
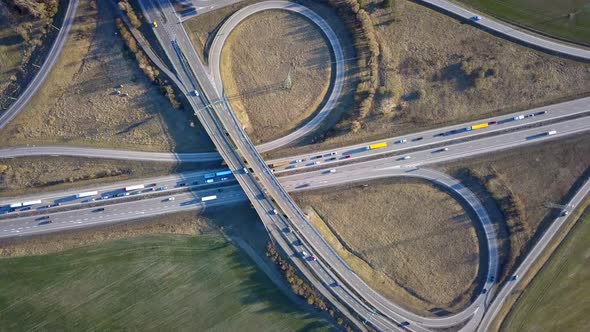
[326,157,336,161]
[35,216,50,221]
[92,208,105,213]
[412,137,424,142]
[488,120,497,125]
[177,183,187,187]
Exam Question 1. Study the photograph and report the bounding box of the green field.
[0,234,331,331]
[502,209,590,331]
[458,0,590,44]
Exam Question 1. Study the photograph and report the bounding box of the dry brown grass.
[0,156,207,197]
[183,0,259,63]
[0,2,46,91]
[272,0,590,157]
[0,0,213,153]
[220,10,332,144]
[440,134,590,283]
[293,178,480,315]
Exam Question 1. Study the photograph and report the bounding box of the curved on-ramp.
[0,0,80,130]
[208,0,344,153]
[419,0,590,61]
[283,165,499,329]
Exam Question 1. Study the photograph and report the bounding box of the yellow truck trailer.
[368,142,388,150]
[469,123,489,131]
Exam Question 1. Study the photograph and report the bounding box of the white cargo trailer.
[201,195,217,202]
[76,191,98,198]
[124,184,145,192]
[22,200,42,207]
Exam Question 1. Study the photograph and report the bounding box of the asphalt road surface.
[2,0,589,330]
[420,0,590,61]
[139,1,389,330]
[476,178,590,331]
[0,0,79,130]
[208,0,345,152]
[1,95,587,162]
[4,114,588,330]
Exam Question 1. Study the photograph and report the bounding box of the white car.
[193,90,199,97]
[313,161,321,165]
[168,197,175,201]
[294,159,303,163]
[402,156,411,160]
[329,169,336,173]
[243,167,249,174]
[398,139,407,144]
[470,15,481,21]
[329,152,337,156]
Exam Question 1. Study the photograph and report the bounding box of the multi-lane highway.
[138,1,401,330]
[3,113,588,331]
[208,0,345,152]
[0,0,80,130]
[3,115,586,218]
[1,0,590,330]
[1,95,588,163]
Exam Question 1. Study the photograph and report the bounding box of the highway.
[208,0,345,152]
[1,0,589,330]
[476,178,590,331]
[420,0,590,61]
[3,116,588,214]
[1,95,588,162]
[0,0,79,130]
[4,108,589,330]
[139,0,409,330]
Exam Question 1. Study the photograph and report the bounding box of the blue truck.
[215,170,233,177]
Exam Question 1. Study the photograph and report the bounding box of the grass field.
[0,233,331,331]
[271,0,590,158]
[184,0,258,63]
[293,179,480,315]
[0,7,25,87]
[0,156,213,198]
[502,208,590,331]
[185,0,359,148]
[220,10,332,144]
[0,2,46,92]
[458,0,590,45]
[0,0,213,153]
[440,134,590,284]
